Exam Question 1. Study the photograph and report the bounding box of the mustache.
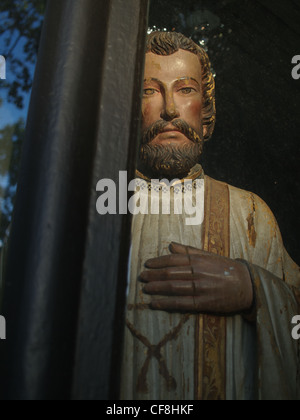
[141,119,202,145]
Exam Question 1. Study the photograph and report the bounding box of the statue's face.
[142,49,204,146]
[139,49,205,179]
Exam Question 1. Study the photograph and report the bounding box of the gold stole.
[195,176,230,400]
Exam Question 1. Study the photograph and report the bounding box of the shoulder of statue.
[204,175,229,189]
[226,182,280,237]
[204,176,278,227]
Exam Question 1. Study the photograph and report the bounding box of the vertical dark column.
[0,0,149,400]
[71,0,149,401]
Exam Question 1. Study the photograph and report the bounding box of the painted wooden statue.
[121,31,300,400]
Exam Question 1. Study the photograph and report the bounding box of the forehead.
[144,49,202,84]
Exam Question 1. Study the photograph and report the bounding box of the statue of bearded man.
[120,31,300,401]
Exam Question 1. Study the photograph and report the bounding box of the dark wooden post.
[71,0,150,401]
[0,0,149,400]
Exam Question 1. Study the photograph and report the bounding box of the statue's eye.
[143,88,157,96]
[179,87,195,94]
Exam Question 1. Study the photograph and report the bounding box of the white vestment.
[121,173,300,400]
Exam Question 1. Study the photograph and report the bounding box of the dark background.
[149,0,300,265]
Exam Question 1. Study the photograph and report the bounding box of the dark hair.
[146,31,216,141]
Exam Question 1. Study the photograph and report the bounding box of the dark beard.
[138,142,203,180]
[138,119,204,179]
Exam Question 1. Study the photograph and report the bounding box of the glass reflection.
[0,0,46,249]
[0,1,46,300]
[148,0,235,78]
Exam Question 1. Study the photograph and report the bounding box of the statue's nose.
[160,93,180,121]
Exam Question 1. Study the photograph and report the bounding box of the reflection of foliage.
[0,119,25,243]
[0,1,46,246]
[0,0,47,108]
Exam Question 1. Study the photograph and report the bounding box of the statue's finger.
[150,295,225,313]
[143,280,204,296]
[140,266,194,282]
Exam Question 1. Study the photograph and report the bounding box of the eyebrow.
[177,77,200,86]
[144,77,161,84]
[144,77,200,86]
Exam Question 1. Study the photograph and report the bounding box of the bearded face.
[139,119,204,179]
[137,49,206,180]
